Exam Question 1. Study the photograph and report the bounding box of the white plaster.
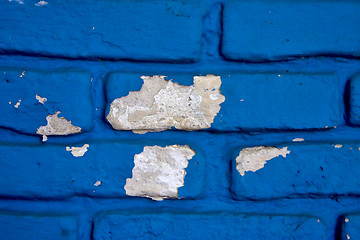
[107,75,225,133]
[236,146,290,176]
[292,138,304,142]
[14,99,21,108]
[334,144,343,148]
[124,145,195,201]
[35,1,47,6]
[35,94,47,104]
[94,181,102,186]
[66,144,89,157]
[36,111,81,141]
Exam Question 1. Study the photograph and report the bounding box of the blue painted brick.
[93,212,326,240]
[0,69,93,135]
[232,143,360,200]
[349,74,360,125]
[0,212,77,240]
[106,72,339,131]
[341,214,360,240]
[0,0,205,62]
[0,143,204,199]
[215,73,339,130]
[222,0,360,61]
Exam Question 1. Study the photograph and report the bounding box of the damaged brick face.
[236,146,290,176]
[124,145,195,201]
[107,75,225,134]
[36,111,81,142]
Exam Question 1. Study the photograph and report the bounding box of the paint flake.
[94,181,102,186]
[107,75,225,134]
[334,144,343,148]
[66,144,89,157]
[124,145,195,201]
[292,138,304,142]
[236,146,290,176]
[14,99,21,108]
[35,1,47,6]
[36,111,81,141]
[35,94,47,104]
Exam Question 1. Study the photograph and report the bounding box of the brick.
[0,0,205,62]
[222,0,360,61]
[0,143,204,199]
[232,143,360,200]
[341,214,360,240]
[106,72,339,131]
[349,74,360,125]
[0,69,93,135]
[93,212,326,240]
[0,212,77,240]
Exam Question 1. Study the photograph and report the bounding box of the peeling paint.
[14,99,21,108]
[36,111,81,141]
[334,144,343,148]
[66,144,89,157]
[292,138,304,142]
[124,145,195,201]
[94,181,102,186]
[107,75,225,134]
[35,94,47,104]
[236,146,290,176]
[35,1,48,6]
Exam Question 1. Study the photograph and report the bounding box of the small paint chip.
[19,71,25,77]
[8,0,23,4]
[124,145,195,201]
[236,146,290,176]
[345,218,349,223]
[36,111,81,141]
[35,1,48,6]
[347,234,350,240]
[334,144,343,148]
[94,181,102,186]
[292,138,304,142]
[35,94,47,104]
[14,99,21,108]
[66,144,89,157]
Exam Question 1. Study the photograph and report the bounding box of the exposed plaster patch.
[14,99,21,108]
[107,75,225,134]
[345,218,349,223]
[292,138,304,142]
[236,146,290,176]
[35,94,47,104]
[66,144,89,157]
[124,145,195,201]
[35,1,47,6]
[334,144,343,148]
[36,111,81,141]
[94,181,102,186]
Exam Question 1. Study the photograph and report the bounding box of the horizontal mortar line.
[0,51,359,65]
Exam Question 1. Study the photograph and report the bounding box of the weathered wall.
[0,0,360,239]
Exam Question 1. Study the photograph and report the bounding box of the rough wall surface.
[0,0,360,239]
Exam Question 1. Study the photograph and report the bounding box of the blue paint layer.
[222,0,360,61]
[0,212,77,240]
[0,0,205,62]
[349,74,360,125]
[0,69,93,135]
[0,142,204,199]
[93,212,326,240]
[232,143,360,200]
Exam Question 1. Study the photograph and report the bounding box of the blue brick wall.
[0,0,359,239]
